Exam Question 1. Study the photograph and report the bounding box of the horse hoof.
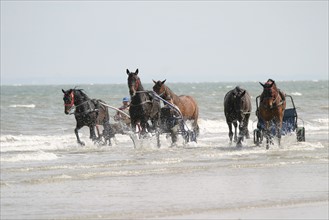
[170,143,177,148]
[79,141,85,146]
[236,143,242,148]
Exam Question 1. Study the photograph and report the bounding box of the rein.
[129,100,152,107]
[129,90,154,107]
[152,91,194,132]
[68,100,95,115]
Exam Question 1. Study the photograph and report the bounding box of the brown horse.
[153,79,199,136]
[258,79,286,149]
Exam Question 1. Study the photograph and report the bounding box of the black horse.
[224,86,252,147]
[62,88,114,146]
[126,69,160,136]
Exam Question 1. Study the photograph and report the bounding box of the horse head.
[127,69,141,96]
[62,89,75,114]
[259,79,278,109]
[152,79,167,97]
[232,86,247,113]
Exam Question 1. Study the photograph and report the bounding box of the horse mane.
[71,88,90,100]
[136,77,145,91]
[163,84,178,99]
[233,86,246,96]
[154,80,178,100]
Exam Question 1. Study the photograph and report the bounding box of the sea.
[1,80,328,219]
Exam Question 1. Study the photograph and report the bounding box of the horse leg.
[89,125,97,142]
[233,121,238,142]
[264,121,271,150]
[132,120,143,138]
[141,121,148,136]
[74,125,85,146]
[227,122,233,142]
[94,125,104,144]
[192,120,200,137]
[103,121,113,146]
[237,114,250,147]
[276,117,283,146]
[170,130,178,146]
[139,117,149,137]
[244,114,250,139]
[237,121,244,147]
[95,125,101,138]
[170,123,179,146]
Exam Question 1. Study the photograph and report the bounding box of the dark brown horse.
[258,79,286,149]
[224,86,252,147]
[126,69,161,136]
[62,88,114,146]
[152,79,199,136]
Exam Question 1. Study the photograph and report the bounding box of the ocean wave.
[0,134,77,153]
[312,118,329,124]
[305,119,329,131]
[9,104,36,108]
[1,151,58,162]
[291,92,302,96]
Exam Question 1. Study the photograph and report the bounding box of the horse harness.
[129,90,154,107]
[65,91,101,116]
[157,86,168,100]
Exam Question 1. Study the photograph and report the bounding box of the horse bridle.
[261,90,284,109]
[128,76,140,93]
[157,86,168,99]
[64,91,75,107]
[64,91,95,114]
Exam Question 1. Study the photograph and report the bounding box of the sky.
[1,1,328,85]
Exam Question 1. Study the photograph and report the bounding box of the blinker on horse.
[258,79,286,149]
[152,79,200,137]
[62,88,114,146]
[126,69,160,135]
[224,86,252,147]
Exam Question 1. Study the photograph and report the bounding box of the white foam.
[9,104,36,108]
[0,134,76,153]
[291,92,302,96]
[1,151,58,162]
[146,158,183,165]
[312,118,329,124]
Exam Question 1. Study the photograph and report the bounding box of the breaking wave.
[9,104,36,108]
